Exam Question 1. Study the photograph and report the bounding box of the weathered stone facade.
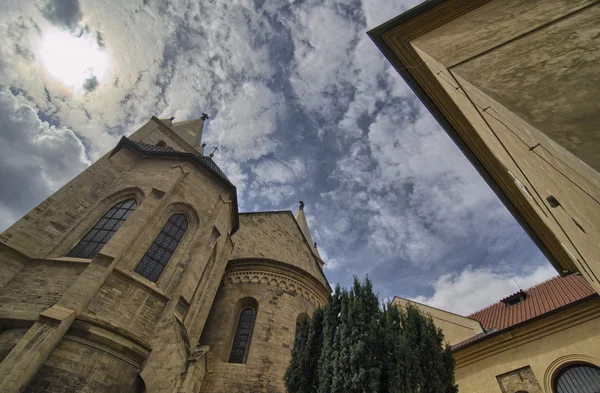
[0,116,330,392]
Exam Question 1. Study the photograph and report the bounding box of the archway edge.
[543,354,600,392]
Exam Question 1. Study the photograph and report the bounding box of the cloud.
[0,0,556,306]
[254,159,305,185]
[208,82,284,162]
[0,85,90,231]
[410,265,558,315]
[42,0,83,30]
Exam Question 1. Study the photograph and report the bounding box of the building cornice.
[453,296,600,368]
[224,258,330,307]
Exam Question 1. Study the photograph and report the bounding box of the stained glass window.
[67,198,138,259]
[228,308,255,363]
[134,213,188,282]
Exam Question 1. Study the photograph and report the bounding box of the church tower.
[0,115,329,393]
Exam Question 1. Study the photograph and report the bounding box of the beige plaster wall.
[392,297,483,346]
[453,297,600,393]
[405,0,600,293]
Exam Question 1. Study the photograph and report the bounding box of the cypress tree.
[286,279,458,393]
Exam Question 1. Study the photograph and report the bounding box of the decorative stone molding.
[543,354,600,392]
[223,269,327,307]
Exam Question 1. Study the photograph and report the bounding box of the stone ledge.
[39,305,76,326]
[113,267,170,302]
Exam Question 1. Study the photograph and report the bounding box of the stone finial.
[299,201,305,210]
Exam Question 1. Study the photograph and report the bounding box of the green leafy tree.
[285,277,458,393]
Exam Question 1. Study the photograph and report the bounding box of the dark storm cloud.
[42,0,82,30]
[83,76,99,92]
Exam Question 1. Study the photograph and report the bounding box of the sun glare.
[38,28,110,93]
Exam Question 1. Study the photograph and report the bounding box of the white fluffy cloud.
[0,0,556,303]
[411,264,558,315]
[209,82,284,161]
[0,85,90,230]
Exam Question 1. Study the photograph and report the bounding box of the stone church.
[0,115,331,392]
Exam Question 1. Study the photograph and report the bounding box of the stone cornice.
[453,296,600,369]
[224,258,329,307]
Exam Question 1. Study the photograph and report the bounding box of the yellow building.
[0,115,330,392]
[394,274,600,393]
[369,0,600,295]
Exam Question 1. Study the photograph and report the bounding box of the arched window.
[134,213,188,282]
[554,364,600,393]
[156,140,167,147]
[67,198,138,259]
[228,307,255,364]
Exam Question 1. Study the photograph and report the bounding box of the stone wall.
[496,366,543,393]
[0,121,237,391]
[23,338,143,393]
[0,261,86,319]
[199,276,320,393]
[232,213,327,288]
[83,271,168,339]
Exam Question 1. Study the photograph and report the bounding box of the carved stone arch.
[163,202,201,233]
[544,354,600,393]
[50,186,145,257]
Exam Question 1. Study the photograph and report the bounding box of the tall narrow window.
[229,307,255,363]
[67,198,138,259]
[134,213,188,282]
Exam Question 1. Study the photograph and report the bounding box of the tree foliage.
[285,277,458,393]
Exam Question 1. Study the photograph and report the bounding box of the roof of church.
[127,139,231,183]
[110,137,239,233]
[452,274,596,350]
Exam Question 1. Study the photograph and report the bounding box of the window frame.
[133,213,189,283]
[66,198,138,259]
[228,306,257,364]
[553,363,600,393]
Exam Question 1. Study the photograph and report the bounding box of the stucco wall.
[453,297,600,393]
[378,0,600,296]
[392,297,483,346]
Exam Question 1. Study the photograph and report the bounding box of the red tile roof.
[452,274,596,350]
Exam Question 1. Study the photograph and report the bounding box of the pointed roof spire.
[294,201,321,258]
[170,113,209,154]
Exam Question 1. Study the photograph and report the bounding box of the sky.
[0,0,558,316]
